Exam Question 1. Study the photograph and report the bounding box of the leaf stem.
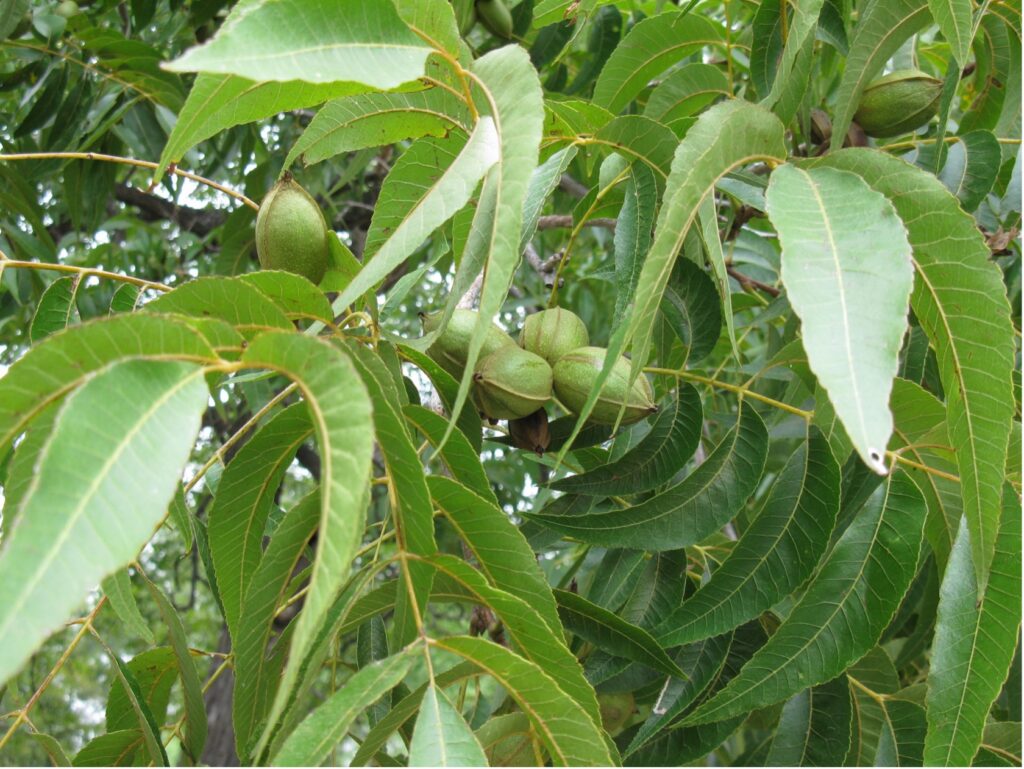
[0,152,258,210]
[645,367,813,419]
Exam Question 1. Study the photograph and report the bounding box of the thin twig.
[0,152,258,210]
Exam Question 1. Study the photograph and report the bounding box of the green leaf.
[766,676,852,766]
[350,661,483,766]
[363,132,466,259]
[624,100,786,383]
[158,74,365,177]
[521,145,578,251]
[442,45,543,447]
[286,88,470,168]
[398,345,482,453]
[92,635,169,767]
[241,332,374,761]
[0,0,29,40]
[612,162,657,325]
[331,116,497,314]
[108,283,141,314]
[29,731,71,767]
[101,570,155,646]
[143,578,207,763]
[592,10,723,114]
[427,476,561,637]
[625,632,733,754]
[660,257,723,366]
[925,491,1022,766]
[929,0,973,67]
[936,129,1002,212]
[30,276,79,344]
[106,648,178,733]
[828,0,930,150]
[643,63,730,126]
[767,164,914,474]
[554,588,687,679]
[421,557,602,724]
[403,404,495,503]
[73,731,144,767]
[810,148,1015,590]
[144,276,292,338]
[0,314,216,457]
[654,428,840,647]
[1,401,59,536]
[591,115,678,178]
[237,271,333,323]
[272,651,415,767]
[0,360,207,686]
[209,402,313,636]
[475,713,534,766]
[431,636,614,766]
[681,473,926,725]
[529,400,768,550]
[345,341,436,647]
[165,0,432,88]
[232,491,319,757]
[409,684,489,767]
[551,384,702,496]
[849,685,926,765]
[760,0,825,118]
[974,721,1023,766]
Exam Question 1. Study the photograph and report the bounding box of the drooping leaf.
[655,428,840,647]
[682,473,926,725]
[166,0,432,88]
[925,491,1022,766]
[530,400,768,550]
[242,332,374,761]
[551,384,702,496]
[345,341,436,647]
[810,148,1015,590]
[409,684,488,767]
[362,132,467,259]
[428,476,561,637]
[554,588,687,679]
[0,314,216,457]
[142,578,207,762]
[286,88,470,169]
[442,45,543,447]
[766,676,852,766]
[431,636,614,766]
[331,116,497,314]
[272,651,415,767]
[767,163,914,474]
[402,404,495,503]
[101,570,155,646]
[209,402,313,636]
[0,360,207,685]
[935,129,1002,212]
[73,730,145,767]
[612,161,657,325]
[592,11,724,114]
[143,276,292,338]
[232,491,319,757]
[829,0,930,149]
[30,276,79,344]
[929,0,974,67]
[237,271,333,323]
[158,74,365,177]
[660,257,723,366]
[624,100,786,385]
